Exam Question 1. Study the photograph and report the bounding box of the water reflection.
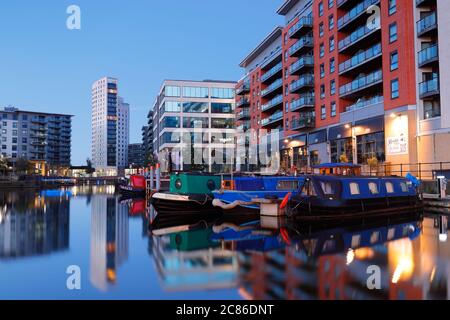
[0,191,69,258]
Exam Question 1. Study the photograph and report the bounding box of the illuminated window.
[386,182,394,193]
[349,182,360,195]
[369,182,379,194]
[400,182,408,192]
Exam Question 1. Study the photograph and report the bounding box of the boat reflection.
[0,191,70,259]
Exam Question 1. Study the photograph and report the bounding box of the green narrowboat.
[151,172,224,215]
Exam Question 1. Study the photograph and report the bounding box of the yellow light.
[346,249,355,265]
[390,113,397,118]
[344,124,351,129]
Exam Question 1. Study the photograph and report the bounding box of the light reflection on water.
[0,186,449,300]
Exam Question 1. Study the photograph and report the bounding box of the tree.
[86,158,95,175]
[0,157,8,176]
[144,153,157,167]
[15,158,33,175]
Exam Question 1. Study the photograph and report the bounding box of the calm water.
[0,186,449,300]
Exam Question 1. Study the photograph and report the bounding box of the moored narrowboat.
[151,172,223,215]
[287,175,422,219]
[118,175,146,199]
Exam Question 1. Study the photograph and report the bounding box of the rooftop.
[277,0,300,15]
[1,107,74,117]
[239,27,283,68]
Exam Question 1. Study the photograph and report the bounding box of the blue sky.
[0,0,283,165]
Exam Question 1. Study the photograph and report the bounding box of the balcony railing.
[338,25,379,52]
[418,44,438,67]
[236,98,250,108]
[237,121,251,131]
[417,12,437,37]
[337,0,351,8]
[339,70,383,97]
[290,94,315,112]
[260,47,283,70]
[345,95,384,112]
[288,35,314,57]
[339,43,382,74]
[291,115,315,130]
[261,95,284,112]
[337,0,380,30]
[289,55,314,75]
[261,111,283,127]
[419,78,440,99]
[236,82,250,95]
[288,16,313,38]
[261,78,283,97]
[290,74,314,93]
[261,62,283,83]
[237,109,250,120]
[416,0,436,7]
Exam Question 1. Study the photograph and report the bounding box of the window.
[211,118,234,129]
[389,23,398,43]
[320,85,325,99]
[386,182,394,193]
[400,182,408,192]
[211,103,233,114]
[319,2,324,16]
[369,182,379,194]
[321,105,326,120]
[183,117,209,128]
[391,79,399,99]
[329,37,335,52]
[211,88,234,99]
[370,232,380,244]
[320,43,325,57]
[183,102,209,113]
[329,15,334,30]
[330,138,353,163]
[319,23,324,37]
[320,181,336,196]
[423,100,441,119]
[164,101,181,112]
[277,180,299,191]
[390,51,398,71]
[320,64,325,78]
[183,87,209,98]
[328,0,334,8]
[330,80,336,95]
[388,0,396,15]
[356,132,385,164]
[330,58,335,73]
[161,116,180,128]
[165,86,180,97]
[349,183,360,195]
[331,102,337,117]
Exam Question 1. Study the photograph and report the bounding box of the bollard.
[155,163,161,191]
[149,166,154,192]
[437,176,447,199]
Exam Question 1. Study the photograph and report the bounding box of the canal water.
[0,186,449,300]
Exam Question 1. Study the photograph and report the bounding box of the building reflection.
[0,191,69,258]
[151,228,238,292]
[90,195,129,291]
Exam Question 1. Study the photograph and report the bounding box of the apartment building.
[236,0,450,172]
[150,80,236,173]
[128,143,144,168]
[0,106,72,167]
[141,110,154,164]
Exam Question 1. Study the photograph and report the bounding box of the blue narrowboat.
[212,176,306,213]
[288,175,422,219]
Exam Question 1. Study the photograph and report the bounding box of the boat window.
[387,228,395,240]
[349,182,360,195]
[370,232,380,244]
[386,182,394,193]
[351,234,361,248]
[368,182,379,195]
[320,181,335,196]
[277,180,299,191]
[301,180,317,196]
[400,182,408,192]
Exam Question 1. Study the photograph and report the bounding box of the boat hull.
[118,185,146,199]
[151,192,222,215]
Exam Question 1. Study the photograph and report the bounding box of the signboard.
[387,135,408,155]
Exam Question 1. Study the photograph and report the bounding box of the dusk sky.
[0,0,283,165]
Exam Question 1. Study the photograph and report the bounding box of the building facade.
[142,111,154,164]
[0,107,72,167]
[236,0,450,174]
[150,80,236,173]
[128,143,144,168]
[91,77,130,175]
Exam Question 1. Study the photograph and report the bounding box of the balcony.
[290,94,315,112]
[291,115,315,130]
[338,25,380,53]
[236,98,250,108]
[236,83,250,95]
[339,43,382,76]
[339,70,383,99]
[288,35,314,57]
[289,16,313,39]
[261,78,283,99]
[260,47,283,70]
[417,12,437,37]
[337,0,353,9]
[345,95,383,112]
[237,108,251,120]
[289,55,314,76]
[261,62,283,84]
[337,0,380,31]
[261,95,284,113]
[237,121,251,132]
[416,0,436,8]
[418,44,439,68]
[419,78,440,99]
[290,74,314,94]
[261,111,283,128]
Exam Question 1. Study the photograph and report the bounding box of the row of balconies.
[261,78,283,98]
[261,95,284,113]
[289,55,314,76]
[288,16,313,39]
[290,94,315,112]
[339,70,383,99]
[290,74,314,94]
[288,34,314,57]
[261,111,283,128]
[337,0,380,31]
[261,62,283,84]
[338,43,382,75]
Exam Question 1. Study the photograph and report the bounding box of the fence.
[359,162,450,180]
